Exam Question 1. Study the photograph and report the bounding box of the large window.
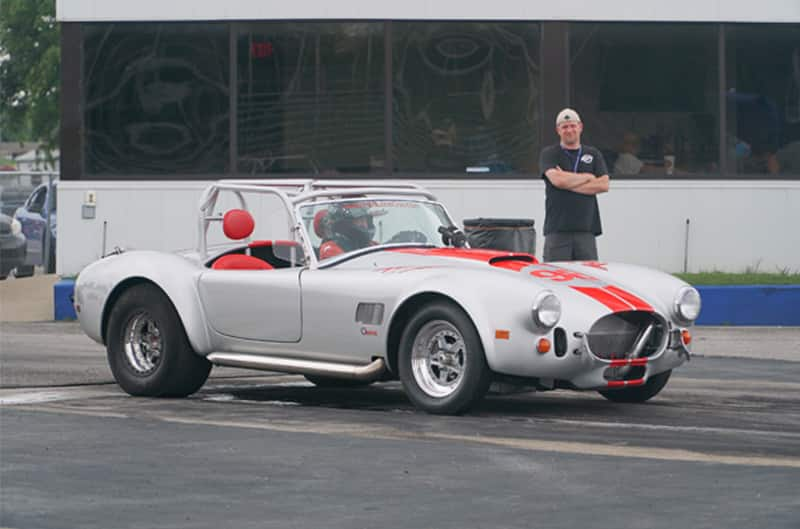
[570,24,719,178]
[237,23,385,175]
[83,23,230,175]
[71,20,799,180]
[393,22,541,174]
[727,24,800,177]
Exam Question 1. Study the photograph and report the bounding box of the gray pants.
[543,232,598,262]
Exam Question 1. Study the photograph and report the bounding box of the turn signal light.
[537,338,551,354]
[681,329,692,345]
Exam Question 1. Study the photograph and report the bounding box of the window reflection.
[393,22,541,174]
[237,23,385,175]
[727,24,800,176]
[83,23,230,175]
[570,24,719,177]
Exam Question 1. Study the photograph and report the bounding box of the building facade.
[56,0,800,275]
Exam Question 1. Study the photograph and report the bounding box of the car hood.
[337,246,676,316]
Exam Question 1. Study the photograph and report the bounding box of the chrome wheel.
[123,312,163,375]
[411,320,467,398]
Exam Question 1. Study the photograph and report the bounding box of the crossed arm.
[544,167,610,195]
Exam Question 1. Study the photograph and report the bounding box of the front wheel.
[398,301,491,414]
[598,370,672,403]
[106,283,211,397]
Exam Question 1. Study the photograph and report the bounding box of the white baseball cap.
[556,108,581,127]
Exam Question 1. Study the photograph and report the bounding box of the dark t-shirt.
[539,144,609,236]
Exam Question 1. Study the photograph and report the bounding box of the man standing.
[539,108,610,261]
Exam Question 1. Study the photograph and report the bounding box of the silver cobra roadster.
[74,180,700,414]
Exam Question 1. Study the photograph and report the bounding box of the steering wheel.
[387,230,429,244]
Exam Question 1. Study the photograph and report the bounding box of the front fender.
[75,251,213,353]
[388,269,540,373]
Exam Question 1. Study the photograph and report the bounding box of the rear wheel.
[106,283,211,397]
[598,369,672,403]
[398,301,491,414]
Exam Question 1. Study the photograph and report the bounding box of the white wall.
[57,0,800,23]
[56,180,800,276]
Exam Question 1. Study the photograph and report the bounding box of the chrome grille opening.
[587,311,666,360]
[604,365,646,381]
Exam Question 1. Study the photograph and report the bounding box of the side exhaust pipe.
[207,353,386,382]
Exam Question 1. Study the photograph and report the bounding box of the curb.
[695,285,800,326]
[54,279,77,320]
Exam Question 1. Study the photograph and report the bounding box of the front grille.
[0,223,11,235]
[586,311,666,360]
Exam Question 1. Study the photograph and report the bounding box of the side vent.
[554,327,567,357]
[356,303,385,325]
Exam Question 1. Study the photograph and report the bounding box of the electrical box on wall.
[82,190,96,219]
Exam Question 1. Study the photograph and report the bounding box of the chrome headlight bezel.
[10,218,22,236]
[532,290,562,329]
[673,286,701,323]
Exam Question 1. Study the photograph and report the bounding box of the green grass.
[674,271,800,285]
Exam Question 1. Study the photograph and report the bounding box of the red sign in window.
[250,42,274,59]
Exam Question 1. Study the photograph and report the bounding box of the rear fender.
[81,252,213,353]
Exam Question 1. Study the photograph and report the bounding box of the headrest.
[223,209,255,240]
[313,209,328,238]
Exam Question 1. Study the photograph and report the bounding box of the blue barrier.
[54,279,77,320]
[695,285,800,326]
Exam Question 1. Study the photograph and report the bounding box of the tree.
[0,0,59,149]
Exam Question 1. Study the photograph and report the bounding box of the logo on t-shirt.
[580,154,594,164]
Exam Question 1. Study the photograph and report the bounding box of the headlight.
[10,218,22,236]
[532,291,561,328]
[674,286,701,322]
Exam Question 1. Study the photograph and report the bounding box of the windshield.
[299,198,453,261]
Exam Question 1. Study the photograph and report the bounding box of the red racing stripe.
[604,285,654,312]
[608,358,649,367]
[491,260,532,272]
[606,378,645,388]
[571,286,634,312]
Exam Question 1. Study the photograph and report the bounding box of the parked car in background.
[14,181,57,274]
[0,213,27,279]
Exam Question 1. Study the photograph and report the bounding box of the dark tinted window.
[393,22,541,174]
[84,23,230,175]
[727,24,800,176]
[237,23,385,175]
[570,24,719,178]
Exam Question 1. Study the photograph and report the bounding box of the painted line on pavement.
[157,415,800,469]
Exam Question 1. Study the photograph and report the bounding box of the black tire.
[304,374,373,388]
[398,301,492,414]
[43,238,56,274]
[106,283,211,397]
[14,264,35,278]
[598,369,672,403]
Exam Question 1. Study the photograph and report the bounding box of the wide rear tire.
[398,301,491,414]
[598,370,672,403]
[106,283,211,397]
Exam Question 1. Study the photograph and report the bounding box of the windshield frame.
[295,196,459,269]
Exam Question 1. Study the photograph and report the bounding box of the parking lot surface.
[1,323,799,528]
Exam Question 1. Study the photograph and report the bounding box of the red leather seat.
[212,254,274,270]
[211,209,273,270]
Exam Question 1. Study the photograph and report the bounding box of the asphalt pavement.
[1,322,799,529]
